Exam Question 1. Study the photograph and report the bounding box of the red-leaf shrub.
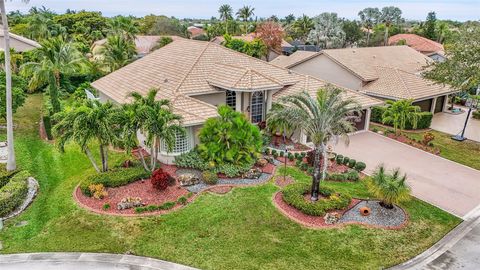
[151,169,172,191]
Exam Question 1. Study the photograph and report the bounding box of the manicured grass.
[370,123,480,171]
[0,95,461,270]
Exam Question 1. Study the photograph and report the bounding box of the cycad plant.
[382,99,420,135]
[367,165,411,209]
[267,87,361,201]
[198,105,262,167]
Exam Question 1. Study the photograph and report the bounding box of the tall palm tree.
[107,16,139,41]
[21,37,86,112]
[27,14,51,41]
[100,34,136,73]
[358,7,381,46]
[293,15,314,49]
[53,100,117,172]
[236,5,254,34]
[218,4,233,34]
[382,99,420,134]
[119,89,184,172]
[380,6,403,45]
[267,87,361,201]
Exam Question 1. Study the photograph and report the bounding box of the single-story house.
[211,33,293,61]
[91,35,183,58]
[388,34,445,62]
[0,30,41,52]
[91,39,381,164]
[271,45,456,114]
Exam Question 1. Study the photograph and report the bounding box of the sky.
[5,0,480,21]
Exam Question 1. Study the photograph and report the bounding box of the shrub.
[288,153,294,161]
[88,183,107,199]
[264,148,271,155]
[348,159,356,168]
[0,170,29,217]
[345,170,360,181]
[295,159,302,167]
[43,115,53,140]
[422,132,435,145]
[202,171,218,185]
[214,162,252,178]
[371,106,433,129]
[342,156,350,165]
[294,152,299,158]
[272,152,279,158]
[473,110,480,120]
[177,196,187,205]
[328,173,346,181]
[102,203,111,211]
[0,168,18,189]
[372,127,379,133]
[354,162,366,172]
[336,154,343,164]
[271,149,277,155]
[306,167,314,175]
[282,183,351,216]
[174,150,209,171]
[80,167,150,196]
[366,165,411,209]
[279,151,285,157]
[306,150,315,166]
[300,152,307,158]
[151,168,173,191]
[370,106,386,123]
[300,162,308,171]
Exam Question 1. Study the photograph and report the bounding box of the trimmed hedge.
[81,167,150,196]
[0,170,29,217]
[0,168,18,189]
[473,111,480,120]
[370,106,433,129]
[282,183,351,216]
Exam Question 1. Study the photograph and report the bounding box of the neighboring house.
[271,45,456,114]
[91,35,182,58]
[0,29,40,52]
[284,40,320,55]
[91,39,381,164]
[388,34,445,62]
[211,33,293,61]
[187,26,205,39]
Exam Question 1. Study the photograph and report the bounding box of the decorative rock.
[243,168,262,179]
[324,212,341,224]
[15,220,28,227]
[256,158,268,167]
[117,197,143,210]
[178,173,200,186]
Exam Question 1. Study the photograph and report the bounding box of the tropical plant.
[267,86,361,201]
[367,165,411,209]
[424,12,437,40]
[107,15,139,41]
[151,36,173,52]
[53,100,117,172]
[292,15,314,46]
[99,34,136,73]
[307,12,345,49]
[0,71,27,119]
[236,5,254,34]
[21,36,86,112]
[358,7,381,46]
[382,100,420,134]
[380,6,403,45]
[197,105,262,167]
[218,4,233,34]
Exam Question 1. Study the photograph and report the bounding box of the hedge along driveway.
[335,131,480,217]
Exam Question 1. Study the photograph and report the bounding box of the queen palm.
[236,5,254,34]
[380,6,402,45]
[267,87,361,201]
[53,100,117,173]
[218,4,233,34]
[358,7,381,46]
[21,37,86,112]
[382,99,420,135]
[107,16,139,41]
[100,34,136,73]
[293,15,314,49]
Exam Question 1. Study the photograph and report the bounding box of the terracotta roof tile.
[388,34,444,54]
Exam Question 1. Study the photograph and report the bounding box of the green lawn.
[371,123,480,171]
[0,94,461,270]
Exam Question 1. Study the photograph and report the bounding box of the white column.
[266,90,273,112]
[430,97,437,113]
[235,91,242,112]
[364,108,371,131]
[443,95,449,112]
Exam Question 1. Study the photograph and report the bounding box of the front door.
[251,91,264,123]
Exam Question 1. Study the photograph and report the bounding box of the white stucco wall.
[191,92,226,107]
[289,54,364,91]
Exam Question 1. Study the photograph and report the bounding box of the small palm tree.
[268,86,361,201]
[21,37,86,112]
[218,4,233,34]
[382,99,420,135]
[367,165,411,209]
[236,6,254,34]
[53,100,117,173]
[107,16,139,41]
[100,35,136,73]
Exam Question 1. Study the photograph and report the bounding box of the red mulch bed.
[76,178,190,215]
[276,156,301,166]
[328,161,351,174]
[386,133,440,155]
[274,192,360,228]
[270,136,311,151]
[207,186,232,194]
[261,163,276,174]
[274,176,295,187]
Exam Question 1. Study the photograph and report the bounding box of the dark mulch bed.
[76,178,190,215]
[269,136,311,151]
[274,176,295,187]
[274,192,360,228]
[208,186,232,194]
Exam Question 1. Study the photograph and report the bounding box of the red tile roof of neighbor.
[388,34,444,54]
[187,26,205,38]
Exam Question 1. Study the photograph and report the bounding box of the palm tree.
[358,7,381,46]
[382,99,420,134]
[53,100,117,173]
[293,15,314,49]
[236,5,254,34]
[100,34,136,73]
[380,6,403,45]
[107,16,139,41]
[267,87,361,201]
[119,89,184,172]
[21,37,86,112]
[27,14,51,41]
[218,4,233,34]
[367,165,411,209]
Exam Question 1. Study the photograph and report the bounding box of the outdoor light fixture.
[452,97,479,142]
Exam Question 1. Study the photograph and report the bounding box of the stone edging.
[272,191,409,230]
[2,177,39,221]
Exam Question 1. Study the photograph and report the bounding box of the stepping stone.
[15,221,28,227]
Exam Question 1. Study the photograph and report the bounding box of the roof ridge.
[233,68,252,89]
[249,69,284,86]
[393,67,413,99]
[173,41,212,93]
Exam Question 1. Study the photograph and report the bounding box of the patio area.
[431,110,480,142]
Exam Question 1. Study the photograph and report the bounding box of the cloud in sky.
[5,0,480,21]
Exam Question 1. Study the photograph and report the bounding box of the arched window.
[251,91,264,123]
[226,90,236,109]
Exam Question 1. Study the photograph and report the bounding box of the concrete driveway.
[431,111,480,142]
[334,132,480,217]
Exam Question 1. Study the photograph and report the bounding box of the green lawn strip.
[370,123,480,171]
[0,95,461,270]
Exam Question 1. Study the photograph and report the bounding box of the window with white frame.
[251,91,264,123]
[226,90,236,109]
[161,129,192,154]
